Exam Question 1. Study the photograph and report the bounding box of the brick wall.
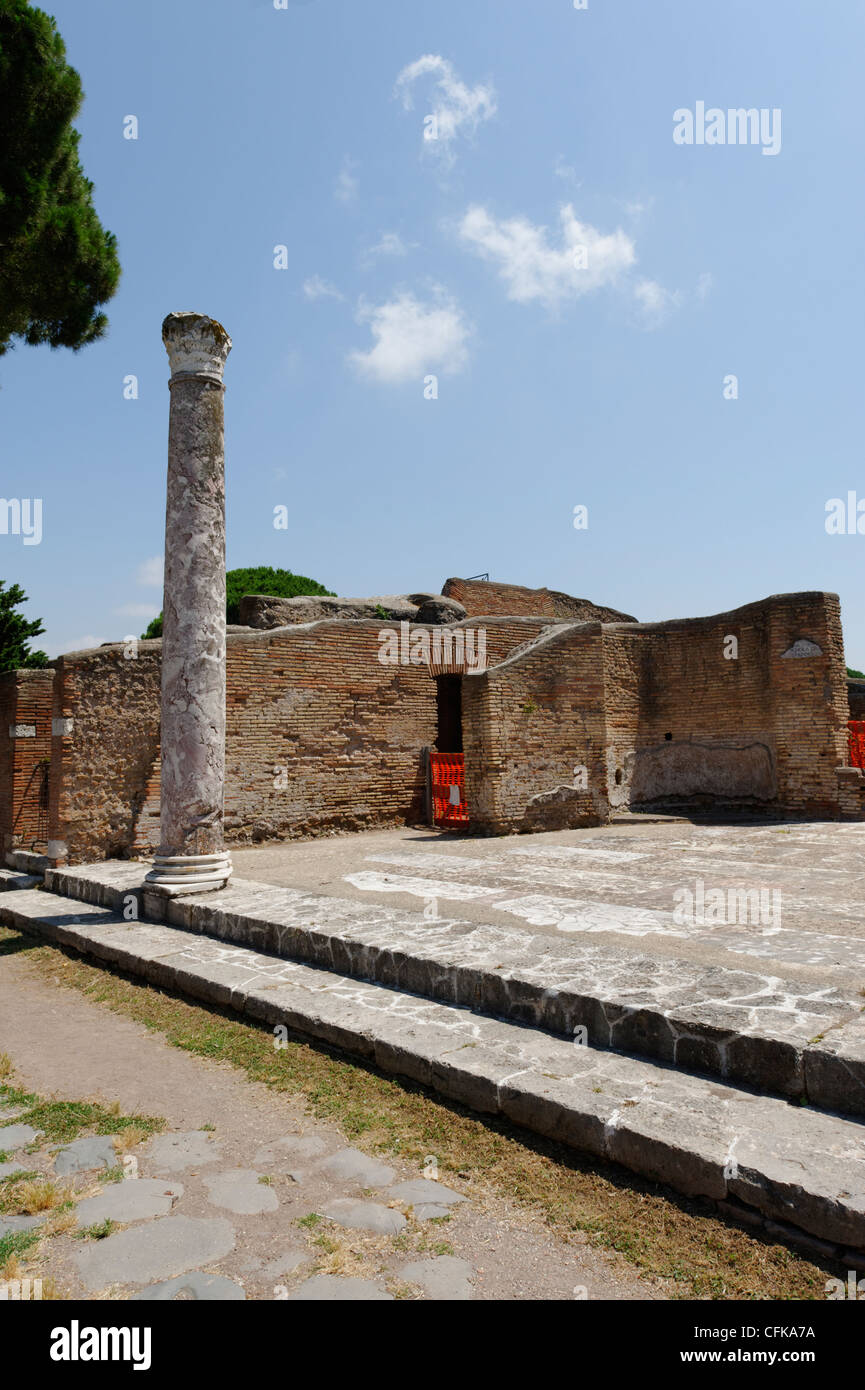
[463,623,610,834]
[0,669,54,854]
[442,577,635,623]
[49,618,548,862]
[463,592,851,827]
[48,645,162,863]
[41,592,854,863]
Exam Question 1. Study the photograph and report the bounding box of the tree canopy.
[0,0,120,356]
[141,567,335,638]
[0,579,48,670]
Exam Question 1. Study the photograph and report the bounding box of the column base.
[144,851,232,896]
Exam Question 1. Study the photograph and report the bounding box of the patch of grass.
[388,1279,422,1300]
[98,1165,125,1185]
[0,1171,39,1203]
[41,1207,78,1238]
[75,1218,116,1241]
[0,1226,41,1269]
[0,1052,12,1080]
[112,1124,151,1155]
[297,1212,322,1229]
[7,1098,161,1146]
[12,1178,71,1215]
[0,920,845,1301]
[312,1234,340,1254]
[258,1174,272,1186]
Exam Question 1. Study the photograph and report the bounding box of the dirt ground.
[0,943,668,1301]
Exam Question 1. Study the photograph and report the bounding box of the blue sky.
[4,0,865,663]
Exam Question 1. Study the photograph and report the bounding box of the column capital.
[162,312,232,384]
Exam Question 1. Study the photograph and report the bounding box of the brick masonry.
[0,669,54,853]
[45,618,551,863]
[2,589,855,863]
[463,592,850,832]
[442,577,635,624]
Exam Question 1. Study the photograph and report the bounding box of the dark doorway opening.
[435,675,463,753]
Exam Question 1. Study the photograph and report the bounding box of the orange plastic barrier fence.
[429,752,469,826]
[849,721,865,769]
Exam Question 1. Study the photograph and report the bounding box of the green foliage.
[0,580,48,670]
[0,0,120,356]
[141,567,334,639]
[847,668,865,680]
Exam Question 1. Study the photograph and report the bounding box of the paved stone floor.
[232,819,865,991]
[0,954,665,1301]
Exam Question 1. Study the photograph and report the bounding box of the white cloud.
[553,156,581,187]
[136,556,163,587]
[334,156,359,204]
[348,288,471,385]
[395,54,496,161]
[633,278,682,328]
[366,232,411,259]
[302,275,344,302]
[458,203,636,311]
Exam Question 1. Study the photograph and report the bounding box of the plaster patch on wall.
[781,639,823,658]
[630,741,776,804]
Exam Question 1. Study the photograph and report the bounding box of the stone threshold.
[0,885,863,1258]
[32,861,865,1121]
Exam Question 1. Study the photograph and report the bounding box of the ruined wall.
[442,577,635,624]
[463,592,850,827]
[602,603,780,811]
[605,593,848,816]
[766,593,848,817]
[463,623,610,834]
[49,617,548,862]
[0,669,54,854]
[48,645,162,863]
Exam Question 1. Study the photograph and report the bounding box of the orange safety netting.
[429,751,469,826]
[849,721,865,769]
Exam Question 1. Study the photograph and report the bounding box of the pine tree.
[0,580,48,670]
[0,0,120,356]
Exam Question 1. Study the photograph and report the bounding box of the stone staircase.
[1,857,864,1260]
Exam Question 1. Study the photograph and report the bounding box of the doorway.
[435,675,463,753]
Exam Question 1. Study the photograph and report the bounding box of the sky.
[4,0,865,663]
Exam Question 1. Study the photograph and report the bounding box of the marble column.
[145,312,233,894]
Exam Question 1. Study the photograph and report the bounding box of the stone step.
[43,862,865,1120]
[1,887,863,1256]
[0,867,42,892]
[5,850,49,875]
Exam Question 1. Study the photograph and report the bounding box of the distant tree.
[141,567,335,639]
[0,0,120,357]
[0,580,48,670]
[847,667,865,680]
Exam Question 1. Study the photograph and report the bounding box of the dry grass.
[112,1124,150,1155]
[41,1206,79,1238]
[0,922,847,1300]
[12,1178,73,1215]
